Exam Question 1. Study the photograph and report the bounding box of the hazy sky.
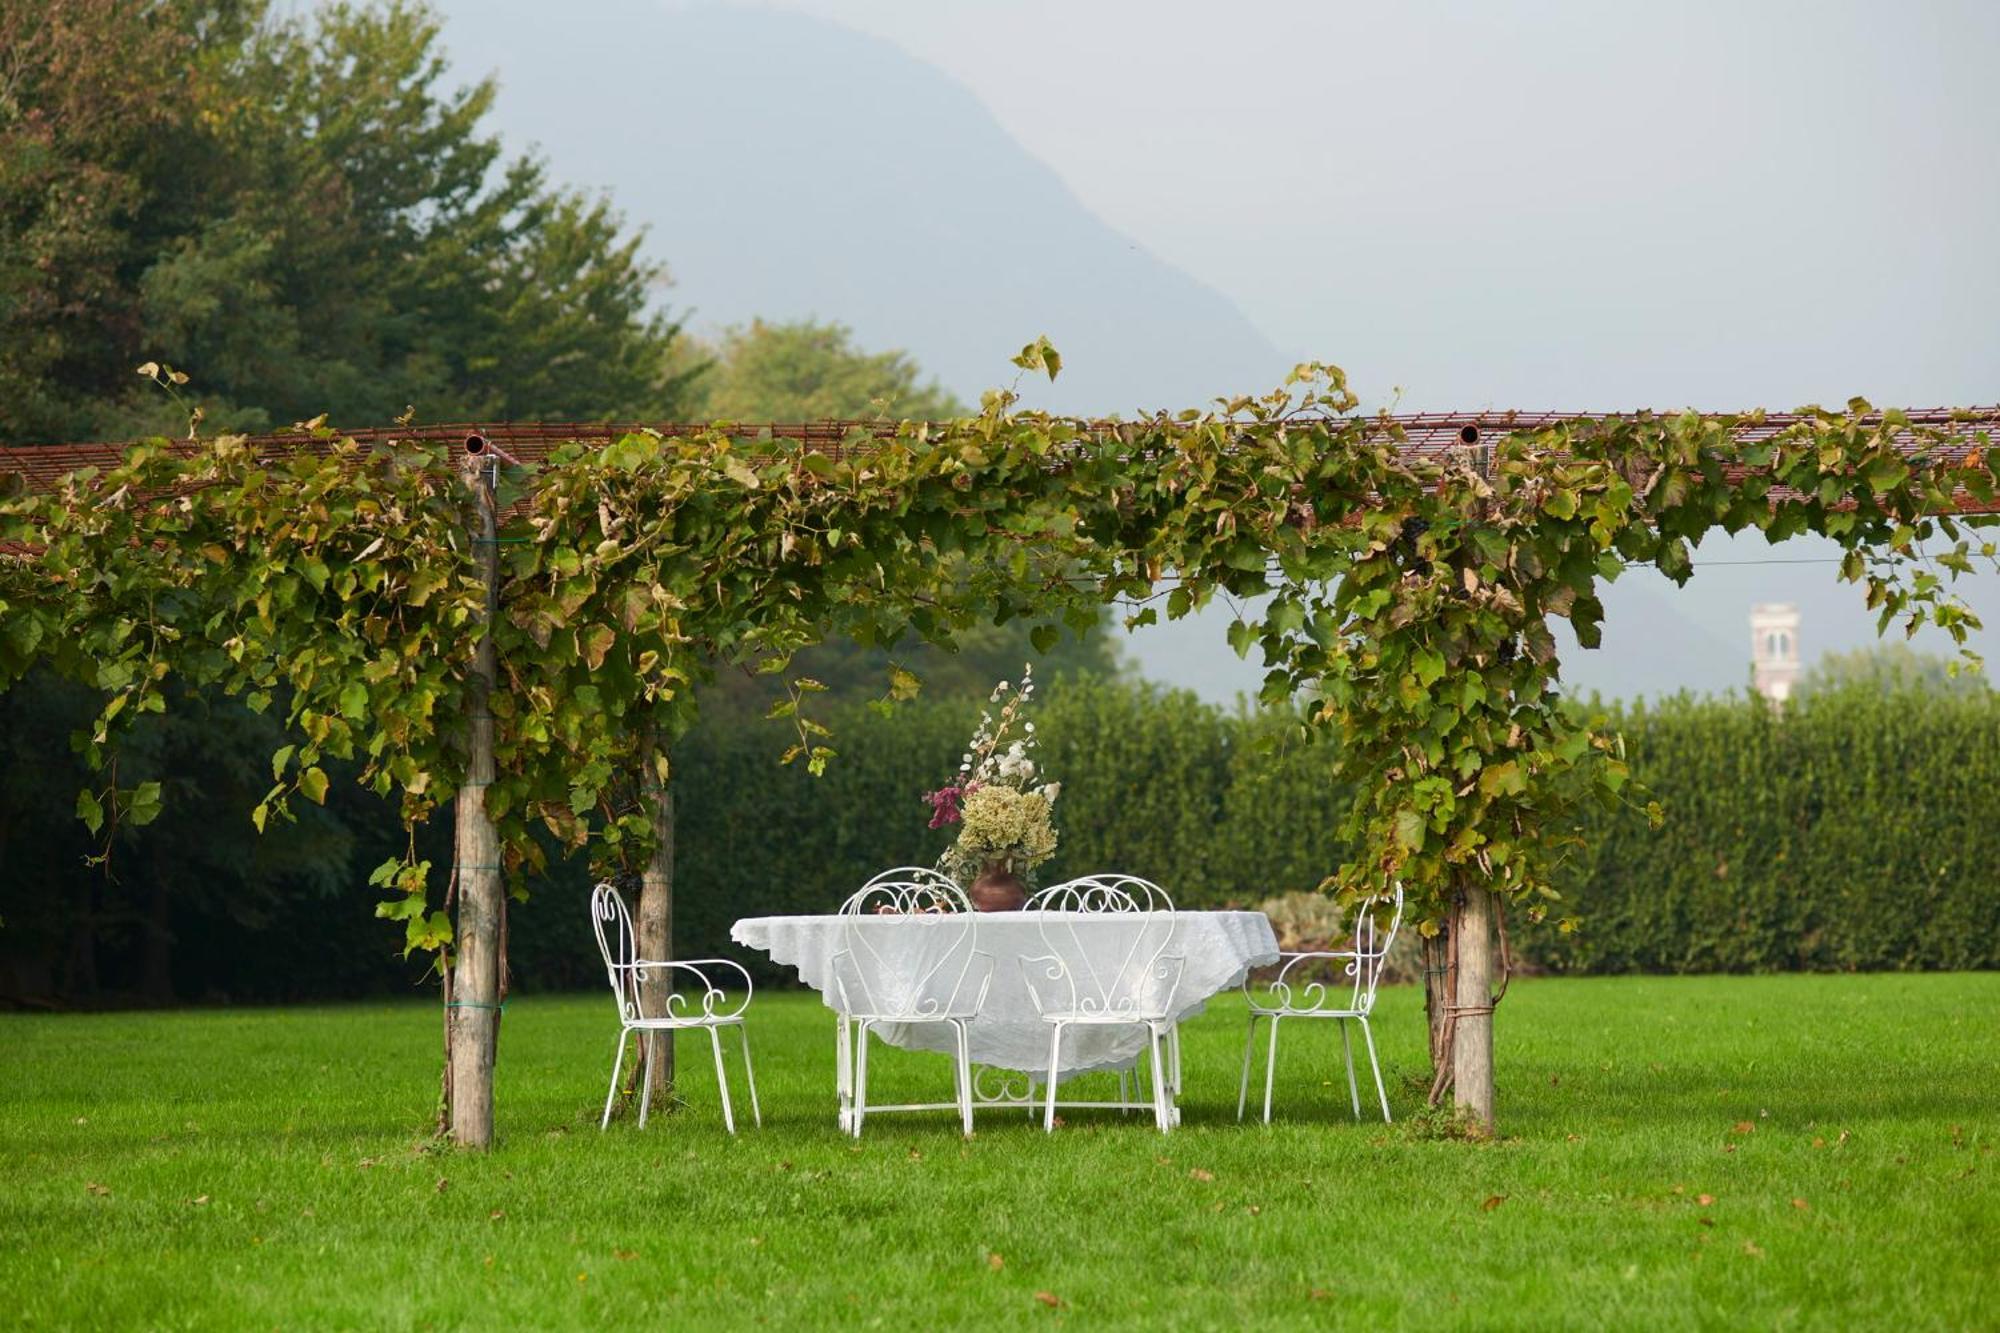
[700,0,1998,412]
[422,0,1999,699]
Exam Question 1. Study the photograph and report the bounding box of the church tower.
[1751,602,1801,703]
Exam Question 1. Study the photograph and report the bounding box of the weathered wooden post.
[1451,882,1497,1132]
[1448,424,1498,1133]
[449,433,505,1149]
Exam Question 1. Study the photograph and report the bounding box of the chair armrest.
[626,958,753,1021]
[1243,952,1362,1011]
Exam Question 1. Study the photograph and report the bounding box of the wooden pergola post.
[448,436,505,1149]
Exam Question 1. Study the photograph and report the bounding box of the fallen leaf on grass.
[1189,1168,1214,1182]
[1480,1195,1506,1212]
[85,1182,110,1197]
[1791,1198,1809,1211]
[1696,1193,1715,1206]
[1742,1241,1765,1258]
[434,1177,449,1194]
[1697,1216,1715,1228]
[613,1249,638,1262]
[907,1149,923,1162]
[488,1210,505,1222]
[74,1117,87,1126]
[1812,1137,1826,1149]
[1034,1291,1063,1309]
[1731,1121,1756,1136]
[1245,1205,1262,1216]
[987,1253,1004,1272]
[190,1195,210,1206]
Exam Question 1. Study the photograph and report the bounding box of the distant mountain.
[431,1,1290,415]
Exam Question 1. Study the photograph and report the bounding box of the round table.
[731,910,1277,1084]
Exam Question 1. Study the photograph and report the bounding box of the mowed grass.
[2,974,1995,1330]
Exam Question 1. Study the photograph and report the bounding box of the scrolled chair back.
[830,867,986,1021]
[589,882,752,1024]
[1254,882,1406,1015]
[1022,873,1184,1020]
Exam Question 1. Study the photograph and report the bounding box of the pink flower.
[923,784,964,829]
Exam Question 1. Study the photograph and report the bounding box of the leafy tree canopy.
[0,0,698,444]
[1796,643,1989,697]
[686,318,965,423]
[683,318,1115,708]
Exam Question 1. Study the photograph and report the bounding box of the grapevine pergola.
[4,355,1996,1148]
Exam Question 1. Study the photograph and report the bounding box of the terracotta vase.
[968,863,1027,912]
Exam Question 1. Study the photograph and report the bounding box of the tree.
[1796,644,1988,698]
[0,1,700,1022]
[687,319,964,423]
[689,318,1114,715]
[0,0,699,444]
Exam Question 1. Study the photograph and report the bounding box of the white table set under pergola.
[734,893,1279,1129]
[585,864,1405,1138]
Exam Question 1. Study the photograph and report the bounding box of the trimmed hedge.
[1527,686,2000,974]
[660,678,2000,981]
[12,673,1988,1002]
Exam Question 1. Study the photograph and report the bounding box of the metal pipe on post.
[449,432,504,1149]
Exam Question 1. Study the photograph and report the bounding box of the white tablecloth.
[731,910,1277,1079]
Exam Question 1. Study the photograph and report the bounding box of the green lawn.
[2,975,1995,1330]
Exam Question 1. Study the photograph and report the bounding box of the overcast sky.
[706,0,1998,411]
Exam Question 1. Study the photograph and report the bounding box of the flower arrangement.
[924,666,1061,905]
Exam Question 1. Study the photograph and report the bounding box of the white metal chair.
[589,882,761,1133]
[1020,873,1186,1134]
[831,867,995,1137]
[1237,883,1403,1124]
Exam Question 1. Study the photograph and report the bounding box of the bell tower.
[1751,602,1801,703]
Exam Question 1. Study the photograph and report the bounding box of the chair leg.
[835,1015,851,1124]
[707,1025,736,1135]
[601,1030,628,1130]
[1340,1018,1361,1120]
[1262,1014,1283,1125]
[638,1032,656,1129]
[1043,1023,1063,1133]
[1118,1070,1130,1116]
[1360,1017,1391,1123]
[1237,1012,1260,1122]
[953,1021,974,1137]
[1168,1024,1183,1097]
[853,1022,870,1138]
[737,1022,762,1129]
[1147,1024,1170,1133]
